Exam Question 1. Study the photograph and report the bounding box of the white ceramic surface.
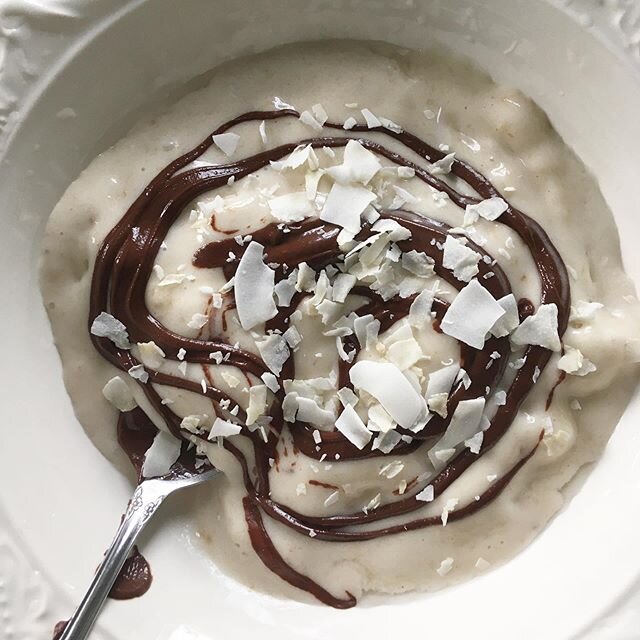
[1,1,640,639]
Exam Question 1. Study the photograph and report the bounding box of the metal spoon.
[58,465,218,639]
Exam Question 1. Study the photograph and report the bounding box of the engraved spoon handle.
[59,480,169,640]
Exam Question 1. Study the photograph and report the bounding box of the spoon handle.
[59,480,168,640]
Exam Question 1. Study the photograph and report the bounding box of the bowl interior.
[2,1,640,639]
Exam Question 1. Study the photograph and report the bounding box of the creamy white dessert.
[40,41,640,606]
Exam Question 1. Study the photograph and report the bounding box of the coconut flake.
[350,232,390,266]
[317,300,343,325]
[220,371,240,388]
[436,557,454,576]
[305,171,323,200]
[90,312,131,349]
[273,96,295,110]
[336,337,355,362]
[180,414,207,434]
[397,166,415,179]
[441,498,459,526]
[409,289,434,327]
[382,320,413,348]
[324,491,340,507]
[332,390,357,412]
[379,460,404,479]
[199,196,225,217]
[282,393,300,422]
[372,430,402,454]
[312,103,328,125]
[430,153,456,175]
[353,314,377,349]
[332,273,357,303]
[234,241,277,330]
[283,326,303,349]
[299,110,323,131]
[570,301,603,322]
[465,431,484,454]
[493,390,507,406]
[296,263,316,292]
[258,120,267,144]
[416,484,435,502]
[308,271,330,306]
[157,273,194,287]
[128,364,149,384]
[261,372,280,392]
[268,193,313,222]
[457,369,472,389]
[219,277,234,293]
[246,385,268,425]
[371,218,412,241]
[361,108,382,128]
[497,247,511,261]
[511,303,561,351]
[402,250,435,277]
[367,404,396,432]
[392,185,420,207]
[142,431,180,477]
[434,448,456,464]
[320,183,376,234]
[441,280,505,349]
[380,116,402,133]
[275,271,298,306]
[334,404,372,449]
[136,341,165,369]
[490,294,519,337]
[429,397,486,467]
[187,313,209,330]
[427,393,449,418]
[364,493,381,512]
[350,360,424,428]
[325,139,381,185]
[558,345,597,376]
[212,132,240,157]
[270,144,315,171]
[464,197,508,225]
[209,351,223,364]
[209,417,242,438]
[102,376,137,411]
[386,337,423,370]
[343,116,357,130]
[211,291,222,309]
[442,236,481,282]
[256,333,290,376]
[152,264,165,281]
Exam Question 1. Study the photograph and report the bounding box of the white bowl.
[2,1,640,639]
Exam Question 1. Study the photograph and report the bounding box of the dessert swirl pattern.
[89,109,569,608]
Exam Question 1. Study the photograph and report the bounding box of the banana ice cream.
[40,41,640,606]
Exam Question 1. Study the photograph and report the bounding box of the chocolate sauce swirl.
[89,109,569,608]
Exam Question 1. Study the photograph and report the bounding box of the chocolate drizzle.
[52,620,68,640]
[89,109,569,607]
[109,545,152,600]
